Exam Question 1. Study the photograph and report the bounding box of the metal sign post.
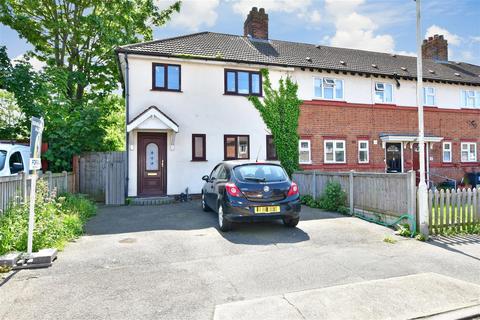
[415,0,429,237]
[26,116,44,256]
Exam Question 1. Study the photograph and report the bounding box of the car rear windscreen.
[0,150,6,171]
[233,164,288,182]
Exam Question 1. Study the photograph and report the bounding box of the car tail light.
[226,183,242,197]
[287,182,299,197]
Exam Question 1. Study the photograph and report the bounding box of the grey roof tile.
[117,32,480,85]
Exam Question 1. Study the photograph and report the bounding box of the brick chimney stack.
[244,7,268,40]
[422,34,448,61]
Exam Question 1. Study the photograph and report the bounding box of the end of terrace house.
[115,7,480,198]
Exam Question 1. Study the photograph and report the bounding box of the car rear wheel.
[282,217,299,228]
[201,192,210,212]
[217,203,232,232]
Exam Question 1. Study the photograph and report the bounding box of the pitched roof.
[116,32,480,86]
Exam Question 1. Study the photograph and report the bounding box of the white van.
[0,143,31,177]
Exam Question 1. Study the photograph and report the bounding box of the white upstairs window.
[462,90,479,108]
[358,140,369,163]
[324,140,346,164]
[299,140,311,164]
[375,82,393,103]
[423,87,436,106]
[314,77,344,100]
[442,142,452,163]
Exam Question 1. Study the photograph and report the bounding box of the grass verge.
[0,179,96,256]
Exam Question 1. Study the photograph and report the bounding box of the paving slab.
[214,273,480,320]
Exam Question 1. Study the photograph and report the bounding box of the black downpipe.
[125,53,130,198]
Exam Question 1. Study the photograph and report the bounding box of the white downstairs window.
[374,82,393,103]
[314,77,344,100]
[324,140,346,164]
[442,142,452,163]
[299,140,311,164]
[358,140,369,163]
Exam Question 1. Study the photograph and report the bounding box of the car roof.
[0,143,30,152]
[221,160,282,169]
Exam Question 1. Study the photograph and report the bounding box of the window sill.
[151,88,183,93]
[191,159,208,162]
[324,162,347,165]
[223,92,262,97]
[312,98,345,102]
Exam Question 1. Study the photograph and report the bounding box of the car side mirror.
[202,175,210,182]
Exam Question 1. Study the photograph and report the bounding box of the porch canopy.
[127,106,179,133]
[380,133,443,145]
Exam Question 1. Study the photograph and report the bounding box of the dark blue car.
[201,161,301,231]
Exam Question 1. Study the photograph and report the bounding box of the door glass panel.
[146,143,159,171]
[386,143,402,173]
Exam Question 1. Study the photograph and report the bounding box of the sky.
[0,0,479,68]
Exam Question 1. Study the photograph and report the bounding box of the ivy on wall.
[248,69,302,177]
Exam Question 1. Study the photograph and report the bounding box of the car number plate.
[254,206,280,214]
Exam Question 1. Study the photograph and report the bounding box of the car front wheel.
[282,217,299,228]
[201,192,210,212]
[217,203,232,232]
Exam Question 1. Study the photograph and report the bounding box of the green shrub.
[301,182,348,214]
[396,223,412,237]
[318,182,347,212]
[0,180,96,255]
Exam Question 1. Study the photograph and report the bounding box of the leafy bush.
[395,223,412,237]
[318,182,347,212]
[301,182,348,214]
[0,180,96,255]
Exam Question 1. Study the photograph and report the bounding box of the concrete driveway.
[1,201,480,319]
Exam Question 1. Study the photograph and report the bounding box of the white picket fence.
[428,188,480,234]
[0,171,74,214]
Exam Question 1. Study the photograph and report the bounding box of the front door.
[138,132,167,196]
[386,143,402,173]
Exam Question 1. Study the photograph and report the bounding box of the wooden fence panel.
[293,170,415,221]
[0,171,74,214]
[78,151,126,204]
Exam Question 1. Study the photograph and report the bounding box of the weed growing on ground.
[383,236,397,244]
[0,180,96,256]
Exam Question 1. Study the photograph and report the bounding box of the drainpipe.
[125,53,130,198]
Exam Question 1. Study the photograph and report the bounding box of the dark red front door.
[138,132,167,196]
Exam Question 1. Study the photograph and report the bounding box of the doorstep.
[129,196,175,206]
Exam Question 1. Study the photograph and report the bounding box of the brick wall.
[299,100,480,183]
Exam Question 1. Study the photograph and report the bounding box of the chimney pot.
[244,7,269,39]
[422,34,448,61]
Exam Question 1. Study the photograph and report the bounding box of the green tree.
[0,89,25,139]
[248,69,302,176]
[0,0,181,102]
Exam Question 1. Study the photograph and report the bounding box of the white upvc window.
[314,77,344,100]
[358,140,369,163]
[299,140,311,164]
[423,87,436,106]
[461,90,480,108]
[442,142,452,163]
[461,142,477,162]
[374,82,393,103]
[324,140,346,163]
